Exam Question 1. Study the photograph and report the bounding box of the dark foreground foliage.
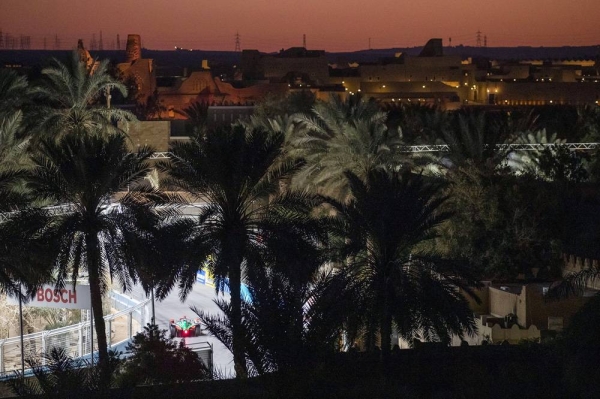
[117,323,210,387]
[8,347,121,398]
[9,344,577,399]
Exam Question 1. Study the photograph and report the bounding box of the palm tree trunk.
[229,261,247,379]
[380,304,392,359]
[380,276,392,360]
[86,234,109,384]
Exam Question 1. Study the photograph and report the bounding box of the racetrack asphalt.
[130,282,235,378]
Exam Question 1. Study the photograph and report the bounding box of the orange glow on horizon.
[1,0,599,52]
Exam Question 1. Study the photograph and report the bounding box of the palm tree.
[440,109,536,172]
[0,69,53,299]
[8,347,116,396]
[383,102,448,146]
[547,264,600,301]
[177,101,209,134]
[0,111,33,171]
[157,124,306,378]
[0,68,28,117]
[0,68,33,171]
[196,266,356,377]
[290,95,406,200]
[22,131,170,381]
[31,51,134,138]
[194,194,347,376]
[507,129,565,175]
[325,169,480,358]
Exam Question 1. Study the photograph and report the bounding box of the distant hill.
[1,45,598,71]
[0,49,242,69]
[329,45,600,63]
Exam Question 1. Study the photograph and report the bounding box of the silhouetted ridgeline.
[2,45,599,69]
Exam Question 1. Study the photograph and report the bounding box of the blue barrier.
[196,271,251,302]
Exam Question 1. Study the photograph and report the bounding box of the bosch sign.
[8,284,91,309]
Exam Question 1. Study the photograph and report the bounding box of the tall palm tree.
[196,266,356,377]
[31,51,135,138]
[22,131,170,380]
[0,203,54,300]
[290,95,405,200]
[325,169,480,358]
[194,193,351,376]
[0,69,51,299]
[157,124,306,378]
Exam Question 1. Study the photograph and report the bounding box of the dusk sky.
[1,0,599,52]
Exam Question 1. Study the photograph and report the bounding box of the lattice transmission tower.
[234,32,241,52]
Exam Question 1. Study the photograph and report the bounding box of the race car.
[169,316,202,338]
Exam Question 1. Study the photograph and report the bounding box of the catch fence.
[0,291,151,376]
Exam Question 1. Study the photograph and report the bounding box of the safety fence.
[0,291,151,376]
[151,143,600,159]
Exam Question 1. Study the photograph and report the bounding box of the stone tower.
[76,39,94,69]
[126,34,142,62]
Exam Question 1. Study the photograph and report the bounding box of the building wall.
[262,56,329,84]
[359,56,464,84]
[177,71,216,95]
[117,59,156,104]
[207,106,254,126]
[242,49,329,85]
[488,283,590,330]
[489,286,521,318]
[479,320,541,344]
[360,81,461,95]
[157,71,288,119]
[472,81,600,105]
[523,285,589,330]
[126,121,170,152]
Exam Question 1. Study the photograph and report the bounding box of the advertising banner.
[7,284,91,309]
[196,268,215,288]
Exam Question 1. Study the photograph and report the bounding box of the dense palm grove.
[2,52,600,396]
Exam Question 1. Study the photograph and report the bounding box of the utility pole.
[303,34,306,48]
[18,286,25,376]
[369,37,371,50]
[234,32,241,52]
[449,37,452,48]
[117,34,121,50]
[476,30,482,47]
[484,35,487,48]
[151,289,155,325]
